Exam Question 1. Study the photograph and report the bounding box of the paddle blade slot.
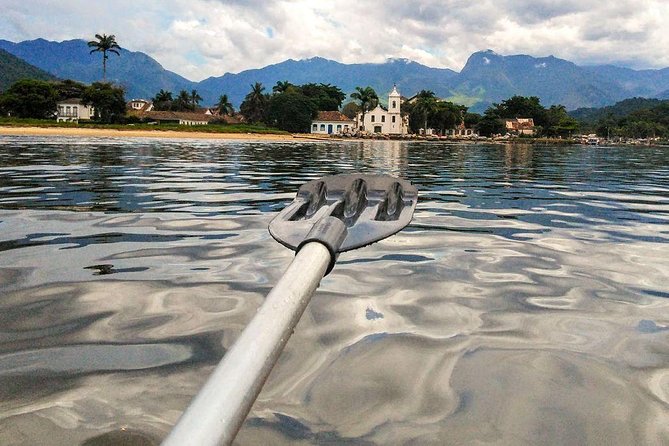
[330,178,368,227]
[289,181,327,221]
[375,182,405,221]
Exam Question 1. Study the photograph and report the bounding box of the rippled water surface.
[1,136,668,445]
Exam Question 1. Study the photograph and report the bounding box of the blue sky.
[1,0,668,81]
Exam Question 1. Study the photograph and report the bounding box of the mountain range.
[1,38,669,113]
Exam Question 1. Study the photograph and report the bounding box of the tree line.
[236,81,346,132]
[0,79,126,123]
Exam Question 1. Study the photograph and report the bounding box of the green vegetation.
[238,81,345,132]
[87,34,121,81]
[0,79,59,118]
[571,98,669,139]
[266,91,317,133]
[477,95,579,137]
[82,82,126,123]
[150,88,205,112]
[216,94,234,116]
[350,86,379,131]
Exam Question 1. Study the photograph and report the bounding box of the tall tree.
[216,94,234,116]
[175,90,192,111]
[82,82,126,123]
[409,90,438,133]
[350,86,379,131]
[87,34,121,81]
[272,81,295,94]
[190,89,203,109]
[240,82,269,123]
[0,79,57,119]
[300,83,346,111]
[152,89,174,111]
[266,91,317,132]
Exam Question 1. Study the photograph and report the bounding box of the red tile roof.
[315,111,354,122]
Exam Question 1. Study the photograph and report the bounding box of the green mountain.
[0,38,194,99]
[0,48,57,91]
[569,97,669,125]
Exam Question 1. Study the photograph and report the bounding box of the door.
[327,124,333,134]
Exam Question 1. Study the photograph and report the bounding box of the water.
[0,136,668,445]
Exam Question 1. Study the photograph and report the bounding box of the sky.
[1,0,668,81]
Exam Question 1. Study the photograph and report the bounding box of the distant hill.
[447,50,624,112]
[569,97,669,124]
[0,38,195,100]
[197,57,458,108]
[2,38,669,113]
[0,48,57,91]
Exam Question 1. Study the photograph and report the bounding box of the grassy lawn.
[0,118,290,135]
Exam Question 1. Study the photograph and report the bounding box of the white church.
[357,85,409,135]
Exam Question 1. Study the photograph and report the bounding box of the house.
[356,85,409,135]
[56,98,95,122]
[505,118,535,135]
[127,99,153,112]
[311,111,355,135]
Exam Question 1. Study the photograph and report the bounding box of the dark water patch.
[338,253,433,265]
[0,231,235,253]
[84,264,150,276]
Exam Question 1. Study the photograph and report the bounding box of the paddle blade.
[269,174,418,252]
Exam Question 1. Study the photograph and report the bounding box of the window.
[320,124,325,131]
[66,106,71,115]
[312,124,317,130]
[371,115,375,122]
[336,125,342,131]
[73,106,78,117]
[381,115,385,123]
[392,116,396,123]
[392,101,396,108]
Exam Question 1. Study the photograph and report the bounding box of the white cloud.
[0,0,668,80]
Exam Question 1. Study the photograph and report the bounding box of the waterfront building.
[311,111,355,135]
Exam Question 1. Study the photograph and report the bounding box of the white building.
[56,98,95,122]
[356,85,409,135]
[127,99,153,112]
[311,111,355,135]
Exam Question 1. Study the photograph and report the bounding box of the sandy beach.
[0,126,334,141]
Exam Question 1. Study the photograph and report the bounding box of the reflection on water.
[0,136,668,445]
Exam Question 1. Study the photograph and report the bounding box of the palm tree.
[87,34,121,81]
[190,90,203,109]
[272,81,294,94]
[240,82,269,123]
[414,90,438,133]
[152,89,173,111]
[216,94,234,116]
[176,90,191,111]
[350,86,378,131]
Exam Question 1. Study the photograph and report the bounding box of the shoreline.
[0,126,336,141]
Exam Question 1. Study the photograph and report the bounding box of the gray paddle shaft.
[162,242,331,446]
[163,174,417,445]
